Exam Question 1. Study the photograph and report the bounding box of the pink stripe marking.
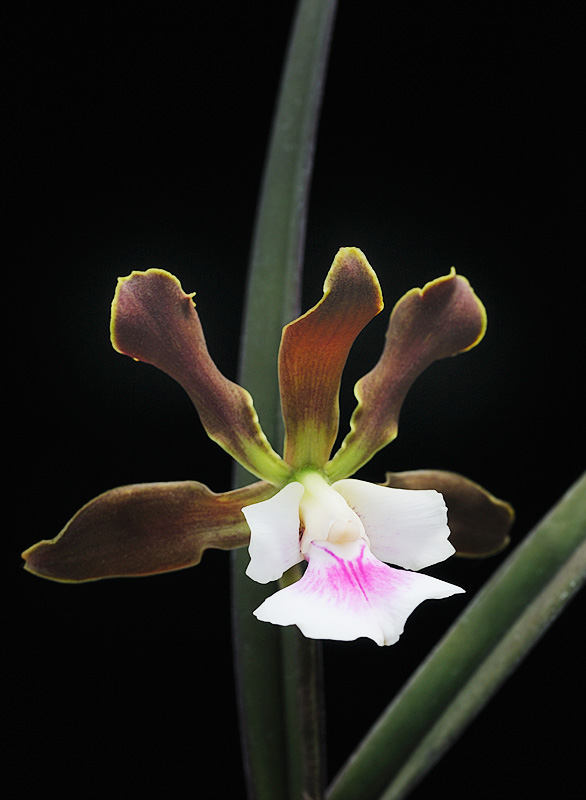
[308,541,410,610]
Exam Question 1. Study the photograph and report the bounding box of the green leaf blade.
[230,2,338,799]
[327,473,586,800]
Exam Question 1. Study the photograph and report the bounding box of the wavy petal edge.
[254,539,464,646]
[111,269,290,484]
[279,247,383,468]
[22,480,275,582]
[326,270,487,480]
[382,470,514,557]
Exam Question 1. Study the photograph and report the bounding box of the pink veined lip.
[302,540,411,609]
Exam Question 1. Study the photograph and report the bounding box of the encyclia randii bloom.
[23,247,513,645]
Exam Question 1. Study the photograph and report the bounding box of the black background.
[10,2,583,798]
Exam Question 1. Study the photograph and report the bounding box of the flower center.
[297,471,367,554]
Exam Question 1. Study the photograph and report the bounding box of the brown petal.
[382,470,514,557]
[111,270,290,484]
[326,270,487,480]
[22,480,275,582]
[279,247,383,468]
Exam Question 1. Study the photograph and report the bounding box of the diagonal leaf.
[326,472,586,800]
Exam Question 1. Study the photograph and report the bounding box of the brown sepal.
[22,480,275,582]
[383,470,514,557]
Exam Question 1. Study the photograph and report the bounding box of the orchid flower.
[23,247,513,646]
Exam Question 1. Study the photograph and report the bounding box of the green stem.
[237,0,338,445]
[231,2,338,799]
[327,472,586,800]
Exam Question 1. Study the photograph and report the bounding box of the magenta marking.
[307,541,409,612]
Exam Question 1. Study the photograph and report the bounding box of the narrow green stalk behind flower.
[230,2,338,799]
